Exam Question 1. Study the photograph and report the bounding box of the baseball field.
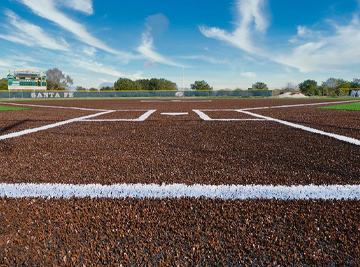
[0,98,359,266]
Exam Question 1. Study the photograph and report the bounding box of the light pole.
[182,66,185,97]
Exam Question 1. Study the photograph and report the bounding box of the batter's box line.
[81,110,157,122]
[239,110,360,146]
[1,183,360,200]
[194,109,360,146]
[193,109,267,121]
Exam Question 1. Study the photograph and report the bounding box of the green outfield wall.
[0,90,273,99]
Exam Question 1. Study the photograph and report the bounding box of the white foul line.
[0,102,108,111]
[0,110,115,140]
[239,110,360,146]
[0,183,359,200]
[242,100,360,111]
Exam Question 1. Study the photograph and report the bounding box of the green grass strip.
[0,105,31,112]
[319,102,360,111]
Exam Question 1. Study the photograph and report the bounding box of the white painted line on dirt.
[0,110,115,140]
[161,112,189,116]
[0,102,108,111]
[82,119,143,122]
[193,110,212,120]
[241,100,360,111]
[135,110,156,121]
[141,100,212,103]
[193,110,266,121]
[1,183,359,200]
[79,110,157,122]
[114,110,154,111]
[84,110,157,122]
[240,110,360,146]
[198,109,240,111]
[210,119,267,121]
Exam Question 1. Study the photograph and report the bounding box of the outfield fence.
[0,90,273,99]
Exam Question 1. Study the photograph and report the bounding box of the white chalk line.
[82,110,157,122]
[1,100,358,140]
[193,110,266,121]
[0,105,156,139]
[0,102,108,112]
[194,101,360,146]
[1,183,359,200]
[241,99,360,111]
[197,100,359,112]
[0,110,115,140]
[141,100,212,103]
[240,110,360,146]
[161,112,189,116]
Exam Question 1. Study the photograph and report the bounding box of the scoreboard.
[7,69,46,90]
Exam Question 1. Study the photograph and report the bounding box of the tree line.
[298,78,360,96]
[101,79,214,91]
[1,67,359,94]
[112,78,177,91]
[0,78,7,90]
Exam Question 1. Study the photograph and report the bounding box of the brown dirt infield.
[1,98,359,265]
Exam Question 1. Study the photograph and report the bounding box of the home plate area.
[1,99,359,266]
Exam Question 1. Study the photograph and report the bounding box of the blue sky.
[0,0,360,90]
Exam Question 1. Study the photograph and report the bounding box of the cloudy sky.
[0,0,360,89]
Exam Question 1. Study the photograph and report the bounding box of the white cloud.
[201,0,360,74]
[137,14,182,67]
[289,25,320,43]
[181,55,230,66]
[0,10,69,51]
[83,46,97,57]
[72,59,142,80]
[241,72,257,78]
[59,0,93,15]
[0,58,9,67]
[297,26,309,37]
[276,16,360,72]
[18,0,132,58]
[200,0,268,54]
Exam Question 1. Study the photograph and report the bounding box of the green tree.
[45,68,73,90]
[322,77,340,96]
[318,83,329,96]
[251,82,268,90]
[298,79,318,95]
[190,80,213,91]
[278,82,299,94]
[148,78,159,91]
[100,86,113,91]
[114,78,142,91]
[350,78,360,88]
[115,78,177,91]
[76,86,86,91]
[89,87,98,91]
[146,78,176,91]
[136,79,149,90]
[337,79,350,89]
[336,79,351,96]
[0,78,8,90]
[159,78,177,91]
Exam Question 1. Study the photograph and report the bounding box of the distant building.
[7,69,46,90]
